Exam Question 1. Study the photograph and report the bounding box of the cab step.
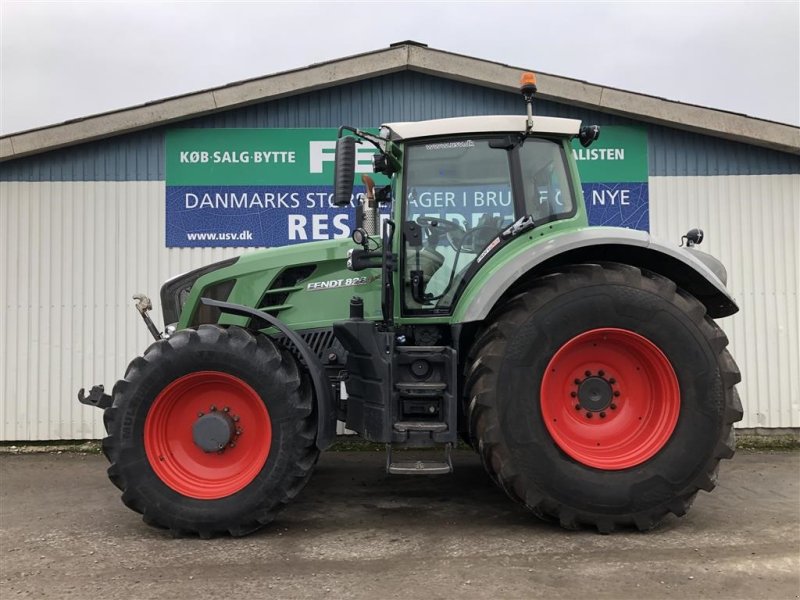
[393,421,447,433]
[385,443,453,475]
[395,382,447,397]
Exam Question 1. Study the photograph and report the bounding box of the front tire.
[465,263,742,532]
[102,325,319,537]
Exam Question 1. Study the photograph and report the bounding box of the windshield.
[402,136,574,313]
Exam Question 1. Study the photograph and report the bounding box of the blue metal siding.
[0,130,164,182]
[2,70,798,181]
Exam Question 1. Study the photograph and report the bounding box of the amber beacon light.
[520,72,538,131]
[520,72,538,97]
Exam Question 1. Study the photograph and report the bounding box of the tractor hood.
[173,238,383,332]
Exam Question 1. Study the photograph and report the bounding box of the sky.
[1,1,799,135]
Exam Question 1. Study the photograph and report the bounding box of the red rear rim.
[540,328,680,470]
[144,371,271,499]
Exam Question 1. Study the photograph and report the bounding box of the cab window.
[519,138,574,222]
[402,139,514,312]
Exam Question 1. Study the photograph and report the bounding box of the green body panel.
[176,138,590,331]
[449,221,587,324]
[177,238,383,331]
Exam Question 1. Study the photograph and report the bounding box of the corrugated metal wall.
[0,181,244,439]
[650,175,799,428]
[1,70,799,439]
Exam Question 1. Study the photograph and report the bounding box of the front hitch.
[78,294,161,412]
[133,293,161,341]
[77,385,112,409]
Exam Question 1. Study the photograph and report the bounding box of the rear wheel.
[465,263,742,532]
[102,325,319,537]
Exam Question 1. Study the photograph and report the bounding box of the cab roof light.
[520,72,538,96]
[520,72,538,132]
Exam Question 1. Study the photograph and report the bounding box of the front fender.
[453,227,738,322]
[201,298,337,451]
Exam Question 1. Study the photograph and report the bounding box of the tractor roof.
[382,115,581,141]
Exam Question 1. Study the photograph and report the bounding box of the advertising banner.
[571,126,649,231]
[165,126,648,247]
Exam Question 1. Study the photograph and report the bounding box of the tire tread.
[465,262,742,533]
[100,324,319,538]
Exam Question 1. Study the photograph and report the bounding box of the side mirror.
[578,125,600,148]
[333,136,356,207]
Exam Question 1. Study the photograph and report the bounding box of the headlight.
[160,257,238,324]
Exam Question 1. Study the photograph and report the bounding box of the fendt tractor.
[80,73,742,537]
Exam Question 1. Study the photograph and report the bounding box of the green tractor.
[79,73,742,536]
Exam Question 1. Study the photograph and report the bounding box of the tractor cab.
[332,73,601,322]
[388,116,583,313]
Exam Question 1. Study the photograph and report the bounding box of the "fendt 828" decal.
[306,275,379,291]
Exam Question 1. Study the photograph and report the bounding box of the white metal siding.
[0,181,244,440]
[1,175,798,439]
[649,174,800,428]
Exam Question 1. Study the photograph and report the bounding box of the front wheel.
[102,325,319,537]
[465,263,742,532]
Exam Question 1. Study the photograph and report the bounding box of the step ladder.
[385,441,453,475]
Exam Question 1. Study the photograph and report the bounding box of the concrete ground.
[0,450,798,600]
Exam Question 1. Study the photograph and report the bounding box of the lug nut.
[223,407,230,413]
[609,378,616,384]
[235,429,242,435]
[600,412,607,418]
[574,378,581,385]
[574,404,581,411]
[229,442,236,448]
[585,370,591,377]
[585,412,593,419]
[614,391,620,397]
[570,391,577,398]
[197,412,204,417]
[232,416,240,422]
[598,370,605,377]
[210,405,217,412]
[610,403,617,410]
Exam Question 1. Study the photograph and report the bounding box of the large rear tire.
[101,325,319,537]
[465,263,742,532]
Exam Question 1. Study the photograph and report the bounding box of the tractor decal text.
[306,275,379,291]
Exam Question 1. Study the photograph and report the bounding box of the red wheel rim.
[540,328,680,470]
[144,371,271,499]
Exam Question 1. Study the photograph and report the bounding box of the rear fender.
[454,227,738,322]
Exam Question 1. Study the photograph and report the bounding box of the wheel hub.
[145,371,269,499]
[577,376,613,412]
[540,328,681,470]
[192,410,236,453]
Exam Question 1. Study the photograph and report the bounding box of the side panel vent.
[301,329,337,358]
[258,264,317,315]
[274,327,341,364]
